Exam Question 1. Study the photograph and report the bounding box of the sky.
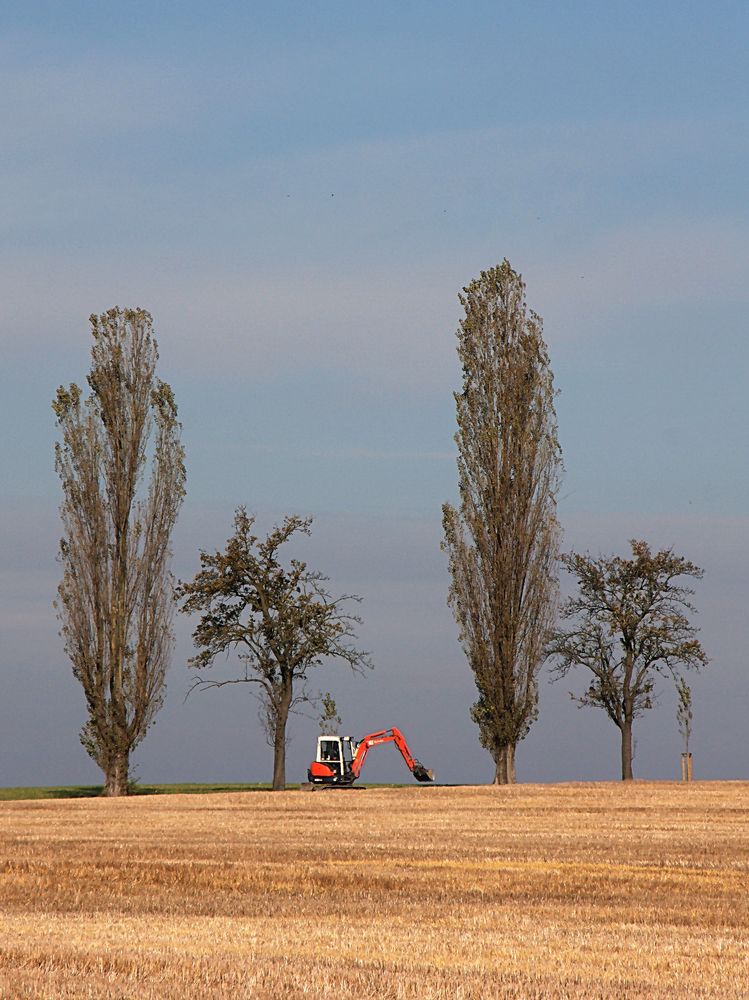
[1,1,748,787]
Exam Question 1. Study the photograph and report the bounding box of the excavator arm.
[351,727,434,782]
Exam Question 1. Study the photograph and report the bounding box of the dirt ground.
[1,781,748,998]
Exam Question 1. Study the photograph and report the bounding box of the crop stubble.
[1,782,748,998]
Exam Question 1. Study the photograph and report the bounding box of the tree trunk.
[493,744,516,784]
[621,719,634,781]
[103,750,130,796]
[272,732,286,791]
[271,685,292,791]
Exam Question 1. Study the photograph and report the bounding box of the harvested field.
[1,782,748,998]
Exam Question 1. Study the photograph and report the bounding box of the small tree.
[176,508,371,790]
[550,540,707,781]
[442,261,562,784]
[318,692,342,734]
[53,308,186,795]
[676,677,692,755]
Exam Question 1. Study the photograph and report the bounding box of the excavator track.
[300,782,365,792]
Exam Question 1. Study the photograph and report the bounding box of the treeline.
[52,269,707,795]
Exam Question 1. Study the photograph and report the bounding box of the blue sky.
[1,1,748,786]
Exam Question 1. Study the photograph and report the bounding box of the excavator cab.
[308,735,358,785]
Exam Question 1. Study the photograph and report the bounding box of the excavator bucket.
[412,761,434,782]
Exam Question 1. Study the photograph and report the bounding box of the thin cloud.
[243,443,455,462]
[532,218,749,346]
[2,104,747,385]
[0,256,464,389]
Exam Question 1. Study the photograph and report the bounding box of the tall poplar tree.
[442,261,562,784]
[53,308,186,795]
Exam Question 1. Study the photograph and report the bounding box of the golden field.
[1,782,748,999]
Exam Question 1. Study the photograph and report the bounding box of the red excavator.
[306,727,434,787]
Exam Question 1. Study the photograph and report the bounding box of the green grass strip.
[0,782,275,801]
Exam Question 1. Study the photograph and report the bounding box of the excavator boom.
[351,727,434,781]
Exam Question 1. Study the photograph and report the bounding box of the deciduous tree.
[442,260,562,784]
[176,509,371,790]
[549,540,707,780]
[53,308,186,796]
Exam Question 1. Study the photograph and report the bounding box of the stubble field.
[1,782,748,999]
